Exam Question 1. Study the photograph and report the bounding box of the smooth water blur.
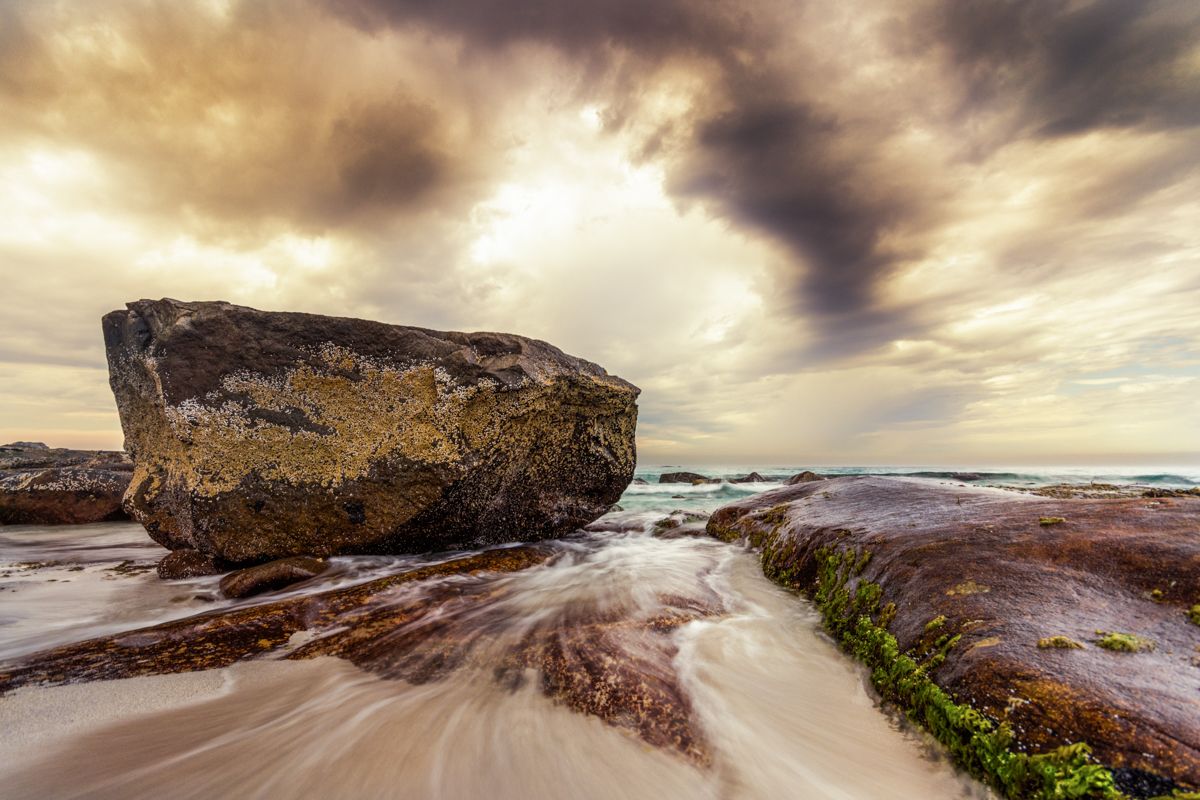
[8,463,1177,798]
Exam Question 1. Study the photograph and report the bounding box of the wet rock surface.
[157,548,224,579]
[708,476,1200,792]
[103,299,639,563]
[219,556,328,598]
[0,442,132,525]
[0,541,720,764]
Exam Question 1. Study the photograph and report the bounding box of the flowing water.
[1,466,1195,799]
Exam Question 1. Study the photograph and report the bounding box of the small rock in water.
[658,472,715,484]
[784,470,824,484]
[219,556,329,599]
[158,549,224,580]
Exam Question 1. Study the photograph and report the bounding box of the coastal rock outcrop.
[103,299,639,564]
[0,442,132,525]
[783,470,824,484]
[708,476,1200,797]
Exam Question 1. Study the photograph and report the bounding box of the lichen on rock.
[103,299,640,563]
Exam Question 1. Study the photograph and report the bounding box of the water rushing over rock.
[0,503,985,799]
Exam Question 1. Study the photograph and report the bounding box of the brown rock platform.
[708,475,1200,794]
[0,543,718,764]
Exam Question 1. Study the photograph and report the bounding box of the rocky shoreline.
[0,442,132,525]
[708,476,1200,798]
[3,299,1197,799]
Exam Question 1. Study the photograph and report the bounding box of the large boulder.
[708,476,1200,797]
[103,299,639,563]
[0,442,132,525]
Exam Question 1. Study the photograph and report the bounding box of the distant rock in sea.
[0,441,132,525]
[784,470,824,484]
[658,471,717,484]
[730,472,786,483]
[709,476,1200,796]
[103,298,639,565]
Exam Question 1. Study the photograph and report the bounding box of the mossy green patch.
[1093,631,1154,653]
[800,546,1122,799]
[1038,636,1085,650]
[947,579,991,597]
[1188,605,1200,626]
[1039,517,1067,526]
[925,615,947,633]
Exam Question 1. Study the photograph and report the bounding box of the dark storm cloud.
[324,0,755,53]
[323,98,448,222]
[907,0,1200,136]
[677,100,906,319]
[6,0,1198,354]
[314,0,935,345]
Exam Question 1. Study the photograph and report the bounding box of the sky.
[1,0,1198,466]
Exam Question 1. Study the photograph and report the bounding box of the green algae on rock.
[1039,636,1086,650]
[707,476,1200,797]
[1094,631,1155,653]
[103,299,639,564]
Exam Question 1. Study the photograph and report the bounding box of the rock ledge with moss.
[103,298,639,564]
[708,475,1200,798]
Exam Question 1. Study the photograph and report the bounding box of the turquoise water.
[620,464,1199,516]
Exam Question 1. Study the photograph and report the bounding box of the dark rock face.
[729,472,766,483]
[658,471,715,484]
[708,476,1200,792]
[219,556,328,598]
[102,299,639,563]
[783,470,824,484]
[0,442,132,525]
[157,548,224,579]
